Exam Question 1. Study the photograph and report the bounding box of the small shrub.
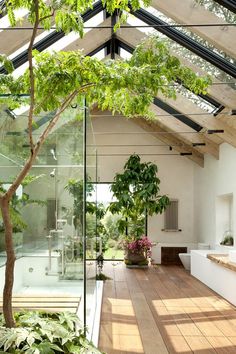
[0,311,104,353]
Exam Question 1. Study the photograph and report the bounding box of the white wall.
[92,114,197,262]
[194,143,236,250]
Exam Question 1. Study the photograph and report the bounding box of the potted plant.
[108,154,170,266]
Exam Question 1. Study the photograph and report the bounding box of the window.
[164,199,179,231]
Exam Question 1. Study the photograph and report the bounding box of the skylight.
[146,5,236,64]
[126,14,236,90]
[176,85,216,113]
[194,0,236,23]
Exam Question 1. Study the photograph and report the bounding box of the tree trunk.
[0,197,16,327]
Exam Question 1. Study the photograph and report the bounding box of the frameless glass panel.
[85,107,98,338]
[0,103,85,324]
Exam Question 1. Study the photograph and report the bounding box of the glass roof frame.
[132,7,236,79]
[0,0,234,133]
[213,0,236,13]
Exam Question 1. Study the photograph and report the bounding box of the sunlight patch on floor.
[184,336,217,352]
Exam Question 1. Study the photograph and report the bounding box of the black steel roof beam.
[153,97,203,132]
[213,0,236,14]
[0,0,104,74]
[175,78,222,109]
[111,12,117,59]
[116,39,134,54]
[87,40,111,57]
[114,39,204,131]
[132,8,236,78]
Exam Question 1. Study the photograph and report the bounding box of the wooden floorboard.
[99,262,236,354]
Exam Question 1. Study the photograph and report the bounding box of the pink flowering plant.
[125,236,153,257]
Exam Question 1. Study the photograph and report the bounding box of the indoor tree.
[109,154,170,239]
[0,0,211,328]
[108,154,170,266]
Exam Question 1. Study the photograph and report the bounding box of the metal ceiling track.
[132,7,236,78]
[213,0,236,14]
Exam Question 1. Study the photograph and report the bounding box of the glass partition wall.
[0,102,98,338]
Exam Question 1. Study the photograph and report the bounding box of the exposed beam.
[150,103,219,159]
[116,26,236,108]
[112,54,219,159]
[63,26,222,157]
[113,52,221,156]
[91,108,204,166]
[0,0,104,73]
[165,92,236,147]
[154,97,202,131]
[133,117,204,167]
[151,0,236,58]
[116,30,235,147]
[62,18,111,53]
[132,7,236,78]
[217,107,236,130]
[0,19,44,57]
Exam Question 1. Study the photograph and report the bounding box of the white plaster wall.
[194,143,236,250]
[92,114,196,263]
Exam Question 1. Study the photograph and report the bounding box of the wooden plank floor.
[99,262,236,354]
[0,295,80,314]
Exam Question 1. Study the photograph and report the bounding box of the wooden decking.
[0,295,80,314]
[99,262,236,354]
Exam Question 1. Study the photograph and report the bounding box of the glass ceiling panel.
[194,0,236,23]
[8,11,104,79]
[146,6,236,64]
[127,14,236,90]
[176,85,216,113]
[8,11,104,63]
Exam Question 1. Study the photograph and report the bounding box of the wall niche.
[216,193,234,246]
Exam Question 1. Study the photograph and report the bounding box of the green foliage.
[95,273,111,281]
[64,176,94,232]
[220,235,234,246]
[0,175,45,233]
[0,37,210,119]
[108,154,170,240]
[102,212,122,241]
[0,55,14,74]
[0,311,103,353]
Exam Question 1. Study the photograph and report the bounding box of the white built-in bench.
[191,249,236,307]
